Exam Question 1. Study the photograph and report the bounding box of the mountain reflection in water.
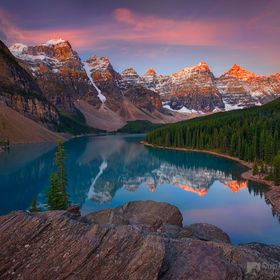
[0,134,279,245]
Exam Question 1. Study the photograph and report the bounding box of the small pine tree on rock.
[46,171,61,210]
[46,140,70,210]
[30,197,39,212]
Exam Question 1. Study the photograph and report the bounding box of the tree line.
[145,98,280,185]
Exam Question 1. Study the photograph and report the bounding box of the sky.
[0,0,279,76]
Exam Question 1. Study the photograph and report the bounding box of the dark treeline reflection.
[146,147,248,178]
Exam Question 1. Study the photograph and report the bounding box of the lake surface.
[0,134,279,245]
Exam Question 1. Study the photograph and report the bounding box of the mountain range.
[1,38,280,143]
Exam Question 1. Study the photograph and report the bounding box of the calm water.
[0,134,279,245]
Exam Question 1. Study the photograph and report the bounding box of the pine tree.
[264,135,273,165]
[55,140,69,208]
[46,171,61,210]
[273,154,280,186]
[230,134,235,156]
[260,162,265,174]
[253,159,259,175]
[30,197,39,212]
[46,140,70,210]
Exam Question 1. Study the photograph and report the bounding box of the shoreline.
[142,141,280,215]
[141,141,275,187]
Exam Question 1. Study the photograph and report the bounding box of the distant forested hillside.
[145,98,280,164]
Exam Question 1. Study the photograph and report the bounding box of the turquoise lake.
[0,134,279,245]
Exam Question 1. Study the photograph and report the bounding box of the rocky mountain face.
[0,40,59,128]
[9,40,101,113]
[84,55,122,111]
[141,62,225,113]
[216,64,280,109]
[79,56,183,131]
[85,57,164,113]
[119,62,280,113]
[1,200,280,279]
[9,41,180,131]
[5,38,280,133]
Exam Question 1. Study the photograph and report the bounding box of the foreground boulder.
[0,201,280,280]
[86,200,183,230]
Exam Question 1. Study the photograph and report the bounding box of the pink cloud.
[1,6,280,66]
[0,7,240,49]
[112,8,228,46]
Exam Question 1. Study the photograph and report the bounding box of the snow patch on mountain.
[223,101,244,111]
[163,104,204,114]
[9,43,27,55]
[44,38,66,46]
[83,62,106,103]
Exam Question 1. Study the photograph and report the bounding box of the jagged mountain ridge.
[6,38,280,132]
[81,54,280,113]
[9,40,185,131]
[9,40,102,113]
[118,62,280,112]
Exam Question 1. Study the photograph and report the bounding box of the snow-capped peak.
[195,62,210,70]
[121,67,138,76]
[45,38,66,46]
[9,43,28,55]
[223,64,258,80]
[144,68,156,76]
[86,56,112,72]
[172,62,210,76]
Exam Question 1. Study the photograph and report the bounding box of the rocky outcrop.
[10,40,101,113]
[1,92,58,126]
[1,200,280,280]
[0,40,59,128]
[0,101,64,144]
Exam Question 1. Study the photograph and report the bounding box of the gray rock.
[159,239,242,280]
[177,223,231,243]
[239,242,280,262]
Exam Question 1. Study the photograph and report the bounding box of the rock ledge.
[0,200,280,280]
